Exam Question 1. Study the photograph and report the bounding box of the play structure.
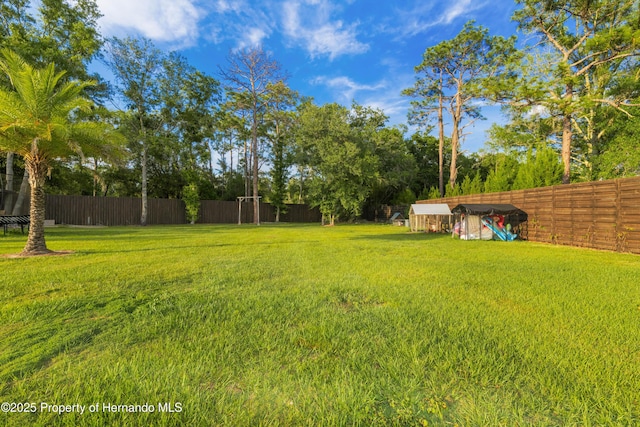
[480,215,517,241]
[409,203,452,232]
[451,204,527,241]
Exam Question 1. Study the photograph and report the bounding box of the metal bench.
[0,215,30,235]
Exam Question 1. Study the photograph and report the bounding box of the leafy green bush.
[182,183,200,224]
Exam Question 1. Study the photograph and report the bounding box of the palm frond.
[0,49,120,163]
[69,120,128,161]
[0,48,30,87]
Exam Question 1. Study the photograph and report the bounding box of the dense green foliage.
[264,82,299,221]
[511,0,640,183]
[296,102,414,223]
[1,225,639,425]
[0,0,104,92]
[1,0,108,218]
[404,22,520,191]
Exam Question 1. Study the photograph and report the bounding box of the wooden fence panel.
[46,195,143,225]
[419,176,640,254]
[43,195,321,226]
[280,203,323,223]
[199,200,238,223]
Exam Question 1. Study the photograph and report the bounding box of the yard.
[1,224,639,426]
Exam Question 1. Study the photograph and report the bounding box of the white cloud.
[282,0,369,60]
[391,0,482,38]
[310,74,412,130]
[204,0,273,49]
[214,0,244,13]
[238,27,270,49]
[361,82,414,129]
[309,67,420,130]
[312,75,384,102]
[95,0,202,45]
[439,0,477,25]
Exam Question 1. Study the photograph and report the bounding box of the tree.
[35,0,104,87]
[105,36,163,226]
[406,131,446,199]
[297,102,381,225]
[404,21,519,191]
[182,182,199,224]
[107,42,221,207]
[513,0,640,183]
[220,46,286,224]
[158,52,220,206]
[0,0,103,81]
[485,106,558,155]
[212,106,248,200]
[592,113,640,179]
[460,173,483,195]
[512,145,563,190]
[40,106,128,197]
[366,126,417,208]
[0,1,34,73]
[1,0,105,213]
[483,153,520,193]
[404,67,446,197]
[263,81,299,221]
[582,60,640,180]
[0,49,123,254]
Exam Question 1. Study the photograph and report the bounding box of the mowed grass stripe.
[1,224,639,426]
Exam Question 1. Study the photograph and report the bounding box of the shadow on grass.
[76,243,234,255]
[41,224,297,241]
[32,226,231,245]
[76,239,325,255]
[351,232,452,242]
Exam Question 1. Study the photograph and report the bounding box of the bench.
[0,215,30,235]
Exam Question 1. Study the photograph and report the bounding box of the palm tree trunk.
[22,155,50,255]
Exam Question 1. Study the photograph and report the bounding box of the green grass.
[1,224,639,426]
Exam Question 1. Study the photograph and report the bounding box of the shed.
[451,204,528,241]
[409,203,452,232]
[389,211,406,226]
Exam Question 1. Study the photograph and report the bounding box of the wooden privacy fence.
[44,195,322,226]
[419,176,640,254]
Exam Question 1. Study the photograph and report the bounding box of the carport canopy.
[451,204,525,216]
[410,203,452,215]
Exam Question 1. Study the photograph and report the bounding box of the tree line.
[1,0,639,253]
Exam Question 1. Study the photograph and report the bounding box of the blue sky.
[94,0,520,153]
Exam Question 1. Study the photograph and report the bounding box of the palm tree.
[0,49,123,255]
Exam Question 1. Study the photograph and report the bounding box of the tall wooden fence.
[419,176,640,254]
[44,195,322,226]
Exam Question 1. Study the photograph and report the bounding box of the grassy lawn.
[1,224,639,426]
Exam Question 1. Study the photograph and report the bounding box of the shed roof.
[451,203,526,216]
[410,203,452,215]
